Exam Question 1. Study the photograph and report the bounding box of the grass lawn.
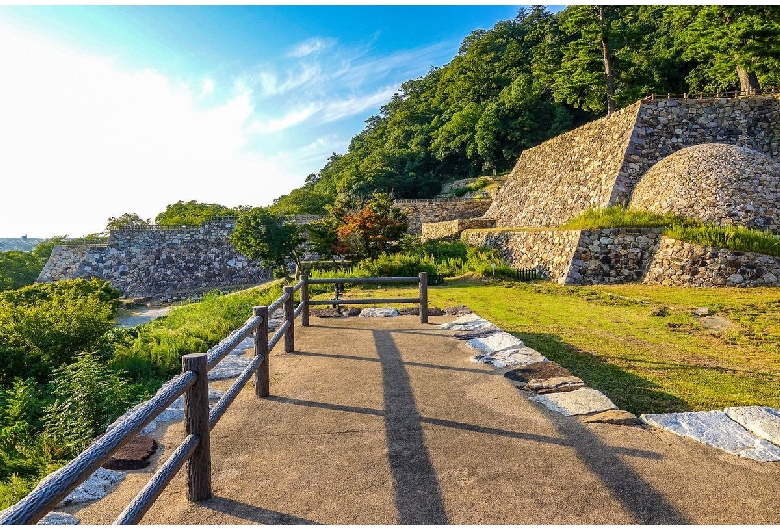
[322,277,780,415]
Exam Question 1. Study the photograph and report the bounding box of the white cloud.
[255,63,321,96]
[287,37,332,58]
[319,87,397,123]
[246,105,320,135]
[200,78,215,96]
[0,22,304,237]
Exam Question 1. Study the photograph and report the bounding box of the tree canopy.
[269,6,780,217]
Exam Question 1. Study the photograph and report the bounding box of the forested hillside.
[269,5,780,215]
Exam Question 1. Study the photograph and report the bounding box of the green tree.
[155,200,245,226]
[30,237,68,265]
[0,252,43,291]
[669,6,780,94]
[106,213,150,231]
[230,208,303,278]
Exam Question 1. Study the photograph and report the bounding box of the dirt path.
[74,315,780,524]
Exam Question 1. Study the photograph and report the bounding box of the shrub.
[42,353,135,460]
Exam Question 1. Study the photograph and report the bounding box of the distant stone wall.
[395,199,492,234]
[421,218,495,241]
[486,95,780,229]
[463,227,663,285]
[644,237,780,287]
[37,219,272,298]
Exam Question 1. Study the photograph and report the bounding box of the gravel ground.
[71,315,780,524]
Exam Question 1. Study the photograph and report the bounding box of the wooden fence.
[0,272,430,525]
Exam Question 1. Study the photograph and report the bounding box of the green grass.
[340,277,780,415]
[557,205,780,256]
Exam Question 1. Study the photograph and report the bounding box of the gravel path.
[70,315,780,524]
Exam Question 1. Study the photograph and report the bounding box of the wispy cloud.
[287,37,333,58]
[319,86,397,123]
[255,63,321,96]
[246,105,320,135]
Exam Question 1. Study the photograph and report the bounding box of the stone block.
[529,387,617,416]
[466,332,524,353]
[59,468,126,506]
[640,410,780,462]
[724,406,780,446]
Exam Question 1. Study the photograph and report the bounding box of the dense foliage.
[270,5,780,216]
[230,209,303,277]
[155,200,247,227]
[0,280,283,509]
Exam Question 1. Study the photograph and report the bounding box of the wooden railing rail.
[0,280,304,525]
[299,271,429,324]
[0,272,429,524]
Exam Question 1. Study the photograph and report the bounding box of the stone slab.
[467,332,524,353]
[103,435,158,470]
[526,376,585,394]
[438,313,495,332]
[471,346,547,369]
[724,406,780,447]
[530,387,617,416]
[37,512,80,525]
[59,468,126,506]
[504,361,573,385]
[640,411,780,462]
[359,307,399,318]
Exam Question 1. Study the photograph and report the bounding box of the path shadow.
[543,403,690,524]
[203,496,319,524]
[372,329,448,524]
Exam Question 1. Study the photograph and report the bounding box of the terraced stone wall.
[463,227,662,285]
[421,218,496,241]
[644,237,780,287]
[487,95,780,229]
[37,219,272,298]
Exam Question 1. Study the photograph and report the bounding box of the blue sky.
[0,5,551,238]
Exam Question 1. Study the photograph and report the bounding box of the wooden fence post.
[284,285,294,353]
[254,306,269,397]
[182,353,211,502]
[419,272,428,324]
[301,270,310,327]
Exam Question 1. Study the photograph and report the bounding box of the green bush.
[0,279,120,383]
[0,251,43,292]
[43,353,135,460]
[112,284,283,377]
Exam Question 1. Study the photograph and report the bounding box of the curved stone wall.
[629,143,780,231]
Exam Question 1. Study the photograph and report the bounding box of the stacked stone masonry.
[421,218,496,241]
[463,228,663,285]
[37,219,272,298]
[486,95,780,229]
[629,143,780,232]
[644,237,780,287]
[396,199,492,234]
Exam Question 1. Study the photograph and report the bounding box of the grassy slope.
[335,278,780,414]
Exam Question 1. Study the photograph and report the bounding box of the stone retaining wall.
[464,227,662,285]
[643,237,780,287]
[395,199,492,234]
[486,95,780,229]
[464,227,780,287]
[38,219,272,298]
[421,218,496,241]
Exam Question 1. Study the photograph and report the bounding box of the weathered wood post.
[253,306,269,397]
[284,285,294,353]
[301,270,310,327]
[182,353,211,502]
[419,272,428,324]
